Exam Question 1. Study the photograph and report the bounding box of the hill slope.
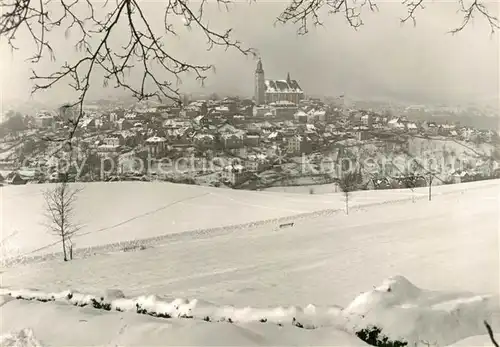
[2,180,498,261]
[1,180,498,346]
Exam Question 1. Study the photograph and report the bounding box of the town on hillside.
[1,59,499,192]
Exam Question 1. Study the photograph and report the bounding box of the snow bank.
[0,287,343,328]
[342,276,500,347]
[1,275,498,346]
[1,299,368,346]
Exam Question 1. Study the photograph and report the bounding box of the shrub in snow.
[68,292,97,307]
[356,326,408,347]
[121,243,148,252]
[292,317,304,328]
[344,276,500,347]
[90,298,112,311]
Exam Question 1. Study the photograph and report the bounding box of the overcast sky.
[0,1,498,107]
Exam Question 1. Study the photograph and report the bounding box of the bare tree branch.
[400,0,425,27]
[276,0,498,35]
[484,320,499,347]
[0,0,255,144]
[450,0,499,35]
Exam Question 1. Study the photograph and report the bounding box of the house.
[103,137,120,147]
[124,112,138,121]
[117,119,133,131]
[221,133,244,149]
[214,106,231,117]
[451,170,470,184]
[286,134,312,155]
[270,101,298,119]
[406,122,419,134]
[422,121,439,136]
[145,135,167,157]
[257,121,277,132]
[439,124,456,136]
[312,110,327,122]
[233,115,245,124]
[353,126,370,141]
[387,117,406,131]
[80,117,97,130]
[180,106,200,118]
[253,105,273,118]
[217,123,239,134]
[118,130,142,147]
[96,136,121,157]
[244,134,260,147]
[193,133,215,149]
[245,154,270,172]
[35,114,54,129]
[193,115,209,127]
[360,114,373,128]
[5,172,27,185]
[222,164,248,186]
[266,131,283,143]
[294,110,308,123]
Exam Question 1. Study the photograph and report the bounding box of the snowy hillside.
[2,179,498,261]
[1,179,499,346]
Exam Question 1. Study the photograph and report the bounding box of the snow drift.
[1,276,498,346]
[0,328,43,347]
[342,276,500,346]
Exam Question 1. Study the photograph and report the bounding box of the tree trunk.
[345,192,349,215]
[428,175,432,201]
[62,234,67,261]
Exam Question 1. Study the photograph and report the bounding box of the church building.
[254,59,305,106]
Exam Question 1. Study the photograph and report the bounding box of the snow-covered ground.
[1,179,499,346]
[0,275,498,346]
[2,179,498,260]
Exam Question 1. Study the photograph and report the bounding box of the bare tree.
[338,170,361,214]
[427,171,434,201]
[1,0,497,146]
[43,181,83,261]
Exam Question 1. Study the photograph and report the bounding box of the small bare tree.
[427,171,435,201]
[338,170,361,215]
[43,181,83,261]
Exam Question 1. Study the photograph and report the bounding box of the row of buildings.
[2,59,498,187]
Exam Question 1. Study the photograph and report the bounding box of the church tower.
[254,58,266,105]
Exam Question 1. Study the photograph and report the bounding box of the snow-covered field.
[1,179,499,346]
[2,180,498,260]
